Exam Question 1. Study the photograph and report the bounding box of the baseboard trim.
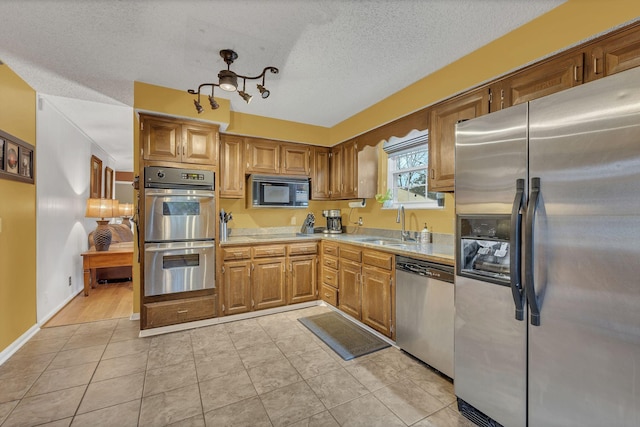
[0,324,40,366]
[37,288,83,326]
[129,312,140,321]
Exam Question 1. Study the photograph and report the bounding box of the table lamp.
[118,203,134,228]
[86,198,118,251]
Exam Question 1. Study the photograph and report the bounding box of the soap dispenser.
[420,223,430,246]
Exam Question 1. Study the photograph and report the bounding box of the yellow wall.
[331,0,640,143]
[0,63,37,351]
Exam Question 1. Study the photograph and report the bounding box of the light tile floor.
[0,306,476,427]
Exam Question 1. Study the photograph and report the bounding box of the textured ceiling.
[0,0,565,170]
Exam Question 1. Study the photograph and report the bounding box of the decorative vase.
[93,220,112,251]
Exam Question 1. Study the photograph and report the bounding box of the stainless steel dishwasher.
[396,256,455,378]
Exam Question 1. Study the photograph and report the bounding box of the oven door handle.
[144,242,216,252]
[144,188,215,198]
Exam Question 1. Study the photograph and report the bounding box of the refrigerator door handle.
[510,178,526,321]
[525,177,542,326]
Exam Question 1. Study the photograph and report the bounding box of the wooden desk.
[81,242,134,296]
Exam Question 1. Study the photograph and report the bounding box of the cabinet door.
[246,138,279,174]
[341,139,358,199]
[143,117,181,162]
[430,88,489,192]
[183,123,218,165]
[330,145,343,198]
[489,81,511,113]
[586,26,640,81]
[288,255,317,304]
[361,265,392,337]
[222,261,251,315]
[311,147,331,200]
[338,259,361,319]
[509,51,584,106]
[252,258,287,310]
[220,135,245,198]
[281,144,310,176]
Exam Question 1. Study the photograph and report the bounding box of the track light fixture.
[187,49,278,113]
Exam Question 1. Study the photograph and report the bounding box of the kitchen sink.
[357,238,411,246]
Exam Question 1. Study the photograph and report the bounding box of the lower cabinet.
[143,295,217,328]
[332,243,395,338]
[339,258,362,319]
[362,265,393,337]
[221,242,318,315]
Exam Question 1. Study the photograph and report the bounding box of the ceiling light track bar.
[187,49,279,114]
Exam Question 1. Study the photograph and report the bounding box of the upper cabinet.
[327,139,377,200]
[245,138,280,174]
[281,144,311,176]
[311,146,331,200]
[220,134,245,198]
[245,138,310,176]
[430,88,489,192]
[509,51,584,107]
[141,115,218,165]
[585,25,640,82]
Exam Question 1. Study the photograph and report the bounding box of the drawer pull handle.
[177,310,188,314]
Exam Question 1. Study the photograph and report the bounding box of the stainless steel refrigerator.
[454,65,640,427]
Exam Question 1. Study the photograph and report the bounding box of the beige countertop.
[220,232,454,266]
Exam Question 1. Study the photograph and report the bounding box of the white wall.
[36,95,116,323]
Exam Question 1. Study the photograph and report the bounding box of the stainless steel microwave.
[248,175,310,208]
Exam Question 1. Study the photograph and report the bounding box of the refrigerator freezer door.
[455,103,528,215]
[527,66,640,426]
[454,103,529,427]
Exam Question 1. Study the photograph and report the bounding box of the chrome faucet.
[396,204,414,241]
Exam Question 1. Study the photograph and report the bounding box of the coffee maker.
[322,210,343,234]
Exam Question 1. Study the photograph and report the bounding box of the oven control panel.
[145,166,214,190]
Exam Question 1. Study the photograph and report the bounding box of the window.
[383,129,443,209]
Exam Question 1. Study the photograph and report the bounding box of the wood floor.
[43,281,133,327]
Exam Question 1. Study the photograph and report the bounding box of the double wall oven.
[144,166,215,297]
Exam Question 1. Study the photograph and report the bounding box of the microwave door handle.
[145,242,215,252]
[510,178,525,321]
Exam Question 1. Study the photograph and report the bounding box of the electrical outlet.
[358,217,363,226]
[68,276,72,286]
[290,216,297,225]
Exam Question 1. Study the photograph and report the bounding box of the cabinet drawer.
[323,255,339,269]
[323,243,339,256]
[363,250,393,270]
[288,242,318,256]
[144,295,216,328]
[253,245,286,258]
[320,284,338,307]
[222,247,251,260]
[340,245,362,262]
[322,266,338,288]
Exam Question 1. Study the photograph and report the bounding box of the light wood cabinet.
[586,25,640,82]
[143,295,216,328]
[320,241,340,307]
[341,138,358,199]
[281,144,310,176]
[509,51,584,107]
[220,135,244,198]
[339,258,362,319]
[289,255,318,304]
[252,257,287,310]
[329,144,343,198]
[429,88,489,192]
[142,115,218,165]
[221,260,252,315]
[221,242,318,314]
[245,138,280,174]
[361,265,392,337]
[311,146,331,200]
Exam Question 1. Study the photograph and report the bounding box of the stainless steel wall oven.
[144,166,215,297]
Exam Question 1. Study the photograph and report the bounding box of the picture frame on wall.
[90,155,102,198]
[0,129,35,184]
[104,166,113,199]
[5,141,19,175]
[0,138,4,171]
[19,147,32,179]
